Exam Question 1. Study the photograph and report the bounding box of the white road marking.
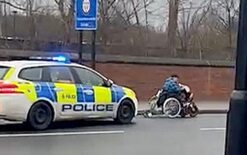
[200,128,226,131]
[0,130,125,138]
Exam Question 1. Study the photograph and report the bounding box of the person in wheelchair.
[156,74,186,107]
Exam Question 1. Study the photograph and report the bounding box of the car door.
[19,66,78,118]
[47,66,78,117]
[71,66,115,117]
[18,66,53,102]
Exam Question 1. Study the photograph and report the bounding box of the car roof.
[0,60,107,81]
[0,60,81,68]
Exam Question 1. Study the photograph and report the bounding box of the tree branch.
[0,0,26,11]
[107,0,117,10]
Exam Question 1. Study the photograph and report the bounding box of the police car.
[0,56,138,130]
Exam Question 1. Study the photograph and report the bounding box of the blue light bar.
[29,55,70,63]
[52,56,67,62]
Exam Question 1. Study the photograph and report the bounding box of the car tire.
[115,100,135,124]
[27,102,53,130]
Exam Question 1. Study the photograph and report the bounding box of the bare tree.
[167,0,179,57]
[142,0,153,55]
[27,0,37,43]
[177,0,211,53]
[0,0,26,11]
[211,0,239,48]
[0,0,47,45]
[0,2,3,36]
[130,0,140,25]
[3,0,7,38]
[0,0,26,37]
[98,0,119,45]
[54,0,73,44]
[98,0,154,46]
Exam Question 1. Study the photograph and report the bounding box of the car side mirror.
[105,79,113,87]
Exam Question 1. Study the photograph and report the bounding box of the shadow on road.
[142,114,197,119]
[0,119,135,134]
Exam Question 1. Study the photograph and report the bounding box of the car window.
[0,66,10,80]
[73,67,105,86]
[49,66,74,84]
[19,67,43,81]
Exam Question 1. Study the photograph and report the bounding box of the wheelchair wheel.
[162,98,181,118]
[149,96,158,109]
[147,96,158,113]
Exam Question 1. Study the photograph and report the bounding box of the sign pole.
[75,0,97,66]
[225,0,247,154]
[91,30,96,69]
[79,30,83,64]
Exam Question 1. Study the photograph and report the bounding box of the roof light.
[29,55,70,63]
[52,56,67,62]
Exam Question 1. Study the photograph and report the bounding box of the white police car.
[0,56,138,130]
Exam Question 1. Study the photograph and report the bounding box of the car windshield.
[0,66,10,80]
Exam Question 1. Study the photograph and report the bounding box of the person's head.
[171,74,179,82]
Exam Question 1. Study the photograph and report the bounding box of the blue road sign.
[75,0,98,30]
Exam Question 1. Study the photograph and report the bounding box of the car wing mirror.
[106,79,114,87]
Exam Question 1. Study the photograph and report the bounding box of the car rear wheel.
[115,100,135,124]
[27,102,53,130]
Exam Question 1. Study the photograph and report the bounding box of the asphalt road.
[0,114,226,155]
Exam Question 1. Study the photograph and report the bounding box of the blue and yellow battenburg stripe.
[21,82,128,104]
[35,82,57,102]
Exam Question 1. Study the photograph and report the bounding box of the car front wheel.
[115,100,135,124]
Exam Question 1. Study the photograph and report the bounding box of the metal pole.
[91,30,96,69]
[225,0,247,154]
[13,14,16,36]
[0,2,2,36]
[79,30,83,64]
[3,0,7,36]
[12,11,17,37]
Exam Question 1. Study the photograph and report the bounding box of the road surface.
[0,114,226,155]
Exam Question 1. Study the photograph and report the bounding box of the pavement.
[137,101,229,115]
[0,114,226,155]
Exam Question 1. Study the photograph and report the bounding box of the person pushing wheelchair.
[156,74,188,108]
[145,74,197,118]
